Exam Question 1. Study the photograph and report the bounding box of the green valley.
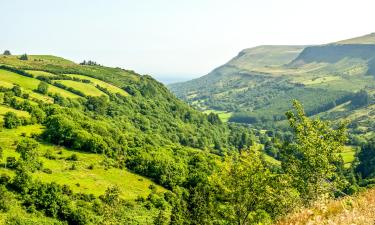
[0,34,374,225]
[169,34,375,136]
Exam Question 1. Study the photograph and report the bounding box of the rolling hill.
[169,34,375,136]
[0,54,254,224]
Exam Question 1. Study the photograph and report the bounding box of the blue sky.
[1,0,374,83]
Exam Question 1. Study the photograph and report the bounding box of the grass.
[341,146,356,167]
[263,154,281,166]
[25,70,57,77]
[0,105,30,123]
[56,80,106,97]
[203,109,233,122]
[276,188,375,225]
[0,125,166,200]
[0,80,14,88]
[67,74,129,96]
[300,76,340,85]
[0,69,80,98]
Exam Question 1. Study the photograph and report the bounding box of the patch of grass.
[203,110,233,122]
[56,80,106,97]
[263,154,281,166]
[340,146,356,168]
[0,105,30,123]
[25,70,57,77]
[300,76,340,85]
[0,125,165,200]
[0,69,80,98]
[67,74,129,96]
[0,80,13,88]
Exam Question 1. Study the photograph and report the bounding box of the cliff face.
[291,44,375,69]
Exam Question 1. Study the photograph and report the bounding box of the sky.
[0,0,374,83]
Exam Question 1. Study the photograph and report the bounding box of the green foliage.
[0,185,12,212]
[210,150,299,224]
[100,185,121,206]
[281,100,348,204]
[37,81,49,94]
[0,53,367,224]
[351,90,369,108]
[3,50,11,55]
[4,111,21,129]
[16,138,41,171]
[12,85,22,97]
[19,54,29,61]
[356,138,375,178]
[0,146,3,162]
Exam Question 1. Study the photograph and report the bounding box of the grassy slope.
[335,32,375,44]
[56,80,106,97]
[67,74,129,96]
[169,34,375,131]
[0,56,170,201]
[276,188,375,225]
[0,124,166,200]
[227,45,307,71]
[0,69,80,98]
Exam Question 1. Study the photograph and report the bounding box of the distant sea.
[152,75,197,85]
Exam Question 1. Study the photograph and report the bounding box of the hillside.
[0,52,374,225]
[0,54,255,224]
[336,32,375,44]
[169,34,375,135]
[276,188,375,225]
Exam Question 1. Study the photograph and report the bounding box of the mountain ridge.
[168,33,375,134]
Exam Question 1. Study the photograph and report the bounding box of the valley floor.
[276,188,375,225]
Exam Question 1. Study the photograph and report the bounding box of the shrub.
[19,54,28,60]
[67,154,78,161]
[5,157,17,169]
[36,81,49,94]
[0,185,12,212]
[3,112,21,129]
[43,168,53,174]
[3,50,11,55]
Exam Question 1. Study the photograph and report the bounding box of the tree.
[3,112,21,129]
[281,100,348,204]
[210,149,299,225]
[19,54,28,60]
[207,112,221,125]
[37,81,49,94]
[85,96,108,114]
[100,185,121,206]
[153,210,169,225]
[356,138,375,178]
[0,146,3,162]
[2,50,11,55]
[12,85,22,97]
[0,185,12,212]
[16,138,40,171]
[351,90,369,108]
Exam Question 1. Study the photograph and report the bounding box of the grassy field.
[299,75,340,85]
[0,105,30,123]
[341,146,356,168]
[0,125,165,200]
[67,74,129,96]
[25,70,57,77]
[0,69,80,98]
[203,109,233,122]
[56,80,106,97]
[0,80,14,88]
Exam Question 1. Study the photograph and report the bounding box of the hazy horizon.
[1,0,374,83]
